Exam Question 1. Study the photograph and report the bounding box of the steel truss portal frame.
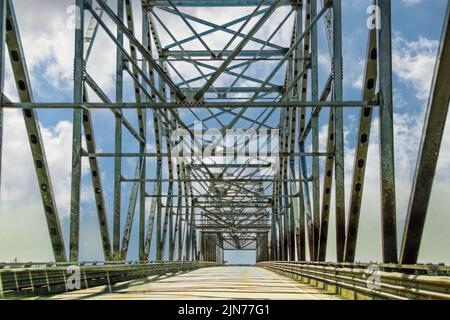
[0,0,449,266]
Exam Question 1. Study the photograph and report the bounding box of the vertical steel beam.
[182,163,189,260]
[332,0,345,262]
[297,0,314,261]
[176,202,183,260]
[288,7,301,262]
[123,0,147,263]
[0,0,5,198]
[113,0,124,261]
[139,137,146,261]
[176,160,184,261]
[5,0,66,262]
[282,23,297,262]
[155,160,163,260]
[161,107,176,260]
[294,2,305,262]
[281,117,291,260]
[192,224,197,261]
[168,203,174,261]
[120,159,143,260]
[200,232,204,261]
[279,41,292,260]
[270,206,278,260]
[400,4,450,265]
[69,0,85,262]
[139,8,150,262]
[143,171,161,260]
[154,123,163,261]
[377,0,398,263]
[311,0,320,261]
[173,130,183,261]
[161,181,174,259]
[187,182,196,261]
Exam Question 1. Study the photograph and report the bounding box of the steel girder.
[4,0,66,262]
[0,0,4,201]
[377,0,398,264]
[400,3,450,265]
[0,0,449,268]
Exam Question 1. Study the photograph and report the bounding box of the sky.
[0,0,449,265]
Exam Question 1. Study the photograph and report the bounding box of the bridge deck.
[42,266,341,300]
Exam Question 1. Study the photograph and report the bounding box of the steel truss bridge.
[0,0,450,300]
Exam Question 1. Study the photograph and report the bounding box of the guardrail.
[0,261,220,298]
[257,261,450,300]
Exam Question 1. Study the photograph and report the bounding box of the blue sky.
[1,0,449,265]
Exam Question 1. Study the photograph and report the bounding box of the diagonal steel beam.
[400,3,450,265]
[225,8,294,97]
[251,1,331,101]
[193,0,282,101]
[146,0,292,6]
[317,110,334,262]
[81,3,113,262]
[82,87,113,261]
[218,1,263,57]
[166,0,215,57]
[94,0,185,100]
[85,73,143,143]
[161,7,282,50]
[344,26,378,263]
[119,158,144,260]
[140,8,151,261]
[5,0,66,262]
[143,171,162,260]
[0,0,5,200]
[332,0,346,263]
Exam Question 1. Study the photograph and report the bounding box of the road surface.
[43,266,341,300]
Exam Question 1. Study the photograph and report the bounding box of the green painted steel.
[0,262,221,297]
[0,0,449,278]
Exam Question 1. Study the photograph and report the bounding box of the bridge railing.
[257,261,450,300]
[0,261,220,298]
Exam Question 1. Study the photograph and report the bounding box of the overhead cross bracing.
[0,0,450,280]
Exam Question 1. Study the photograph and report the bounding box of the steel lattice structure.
[0,0,449,270]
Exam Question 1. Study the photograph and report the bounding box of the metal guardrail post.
[0,261,221,297]
[257,261,450,300]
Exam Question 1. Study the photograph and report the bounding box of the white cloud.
[401,0,424,5]
[0,110,94,261]
[11,0,118,93]
[1,2,449,265]
[392,33,439,101]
